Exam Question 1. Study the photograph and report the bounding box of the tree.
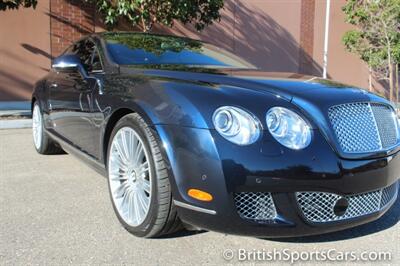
[86,0,224,32]
[342,0,400,102]
[0,0,37,11]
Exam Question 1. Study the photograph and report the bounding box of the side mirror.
[52,54,86,76]
[52,54,80,71]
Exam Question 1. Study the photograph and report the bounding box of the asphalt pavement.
[0,129,399,265]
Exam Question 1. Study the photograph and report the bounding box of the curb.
[0,101,32,129]
[0,101,30,111]
[0,119,32,129]
[0,110,31,117]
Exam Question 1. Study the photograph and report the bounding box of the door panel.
[48,71,96,155]
[48,38,105,157]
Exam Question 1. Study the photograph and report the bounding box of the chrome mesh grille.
[371,104,399,148]
[296,182,398,223]
[234,192,277,221]
[328,102,399,153]
[381,182,399,208]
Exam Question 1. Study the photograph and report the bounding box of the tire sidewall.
[33,102,45,153]
[106,114,159,237]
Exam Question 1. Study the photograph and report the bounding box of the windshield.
[103,33,255,69]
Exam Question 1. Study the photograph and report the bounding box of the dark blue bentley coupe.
[32,32,399,238]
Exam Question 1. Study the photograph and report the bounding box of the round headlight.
[266,107,312,150]
[394,110,400,141]
[213,106,261,145]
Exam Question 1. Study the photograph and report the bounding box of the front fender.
[154,124,227,212]
[112,77,293,129]
[31,78,48,110]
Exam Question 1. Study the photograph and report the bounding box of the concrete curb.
[0,101,30,110]
[0,110,31,117]
[0,119,32,129]
[0,101,32,129]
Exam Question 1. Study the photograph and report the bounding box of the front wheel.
[32,102,63,154]
[107,113,182,238]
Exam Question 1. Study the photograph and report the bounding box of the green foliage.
[0,0,37,11]
[86,0,224,31]
[342,0,400,71]
[342,0,400,100]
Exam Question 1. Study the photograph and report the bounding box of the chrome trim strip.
[173,200,217,215]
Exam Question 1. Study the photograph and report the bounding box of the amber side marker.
[188,189,213,202]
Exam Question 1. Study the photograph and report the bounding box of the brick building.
[0,0,395,102]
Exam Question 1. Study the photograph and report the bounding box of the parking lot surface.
[0,129,399,265]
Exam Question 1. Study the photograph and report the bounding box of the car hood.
[121,67,386,106]
[118,67,395,160]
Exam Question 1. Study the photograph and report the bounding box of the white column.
[323,0,331,79]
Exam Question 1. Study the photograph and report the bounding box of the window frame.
[61,38,104,74]
[89,44,104,74]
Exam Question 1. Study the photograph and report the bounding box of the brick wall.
[299,0,316,75]
[0,0,388,101]
[0,0,51,101]
[49,0,95,57]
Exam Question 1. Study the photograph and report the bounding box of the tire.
[107,113,182,238]
[32,102,63,155]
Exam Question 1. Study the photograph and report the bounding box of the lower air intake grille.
[296,182,398,223]
[234,192,277,222]
[381,183,399,208]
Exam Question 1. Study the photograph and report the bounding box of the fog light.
[188,189,213,202]
[333,197,349,217]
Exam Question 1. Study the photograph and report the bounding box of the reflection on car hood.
[121,67,384,105]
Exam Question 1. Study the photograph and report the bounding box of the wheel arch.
[102,104,157,166]
[31,78,48,113]
[102,108,134,165]
[31,97,36,112]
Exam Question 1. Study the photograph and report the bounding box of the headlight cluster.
[266,107,312,150]
[213,106,261,145]
[398,119,400,141]
[213,106,312,149]
[393,109,400,141]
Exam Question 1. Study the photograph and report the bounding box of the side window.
[90,48,103,72]
[64,39,103,73]
[77,40,95,72]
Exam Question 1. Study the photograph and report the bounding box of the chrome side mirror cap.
[52,54,81,72]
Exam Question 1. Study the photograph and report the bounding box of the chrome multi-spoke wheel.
[31,102,63,155]
[108,127,152,227]
[32,104,42,150]
[107,113,182,237]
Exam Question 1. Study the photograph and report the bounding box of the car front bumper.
[155,125,400,237]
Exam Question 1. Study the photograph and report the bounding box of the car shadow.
[157,229,208,239]
[265,189,400,243]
